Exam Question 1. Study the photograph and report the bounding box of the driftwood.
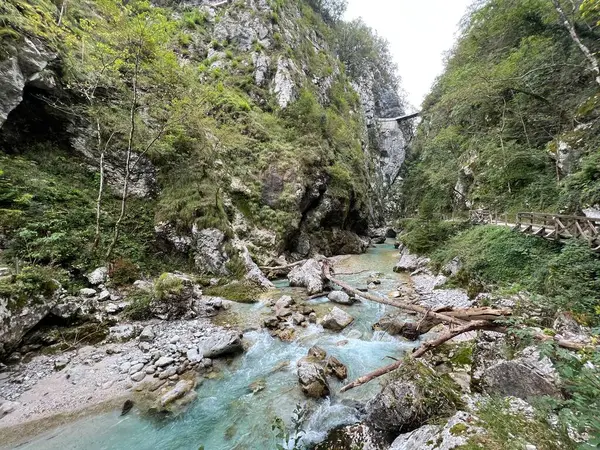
[259,260,306,271]
[341,321,496,392]
[322,259,588,392]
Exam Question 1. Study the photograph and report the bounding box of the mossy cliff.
[0,0,409,281]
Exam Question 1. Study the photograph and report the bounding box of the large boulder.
[394,248,430,273]
[150,273,200,320]
[297,356,330,398]
[197,330,243,358]
[288,258,326,295]
[366,381,425,435]
[0,280,61,359]
[193,227,229,275]
[328,290,355,305]
[480,346,562,400]
[86,267,108,285]
[315,424,388,450]
[373,315,422,341]
[321,307,354,331]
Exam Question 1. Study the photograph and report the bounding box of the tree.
[306,0,347,24]
[552,0,600,86]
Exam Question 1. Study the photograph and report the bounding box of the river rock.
[139,325,155,342]
[326,356,348,380]
[0,401,19,417]
[366,380,425,434]
[160,379,195,407]
[297,357,330,398]
[155,356,174,368]
[186,348,202,364]
[308,345,327,360]
[288,258,325,295]
[328,291,355,305]
[79,288,97,298]
[373,315,422,341]
[109,324,139,342]
[275,295,294,317]
[131,371,146,382]
[321,307,354,331]
[86,267,108,285]
[315,423,388,450]
[480,346,562,400]
[390,411,480,450]
[197,330,243,358]
[394,248,430,273]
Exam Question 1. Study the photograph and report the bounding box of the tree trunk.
[552,0,600,86]
[106,55,138,261]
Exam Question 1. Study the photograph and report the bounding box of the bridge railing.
[515,212,600,244]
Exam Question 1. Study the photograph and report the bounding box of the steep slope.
[0,0,409,280]
[401,0,600,218]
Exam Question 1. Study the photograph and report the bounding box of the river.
[15,240,417,450]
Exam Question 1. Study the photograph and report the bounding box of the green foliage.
[204,281,264,303]
[123,288,154,320]
[431,225,600,325]
[108,258,140,286]
[392,358,464,421]
[401,0,600,217]
[460,397,575,450]
[154,272,184,301]
[399,218,469,255]
[540,343,600,448]
[0,265,65,311]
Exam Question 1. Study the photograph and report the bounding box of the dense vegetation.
[0,0,402,291]
[400,0,600,217]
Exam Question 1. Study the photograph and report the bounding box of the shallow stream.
[16,241,416,450]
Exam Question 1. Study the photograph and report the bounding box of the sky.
[345,0,473,111]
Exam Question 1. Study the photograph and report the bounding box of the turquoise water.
[15,241,415,450]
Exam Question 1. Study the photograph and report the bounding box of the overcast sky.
[345,0,473,111]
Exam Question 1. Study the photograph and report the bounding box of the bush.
[399,218,468,254]
[123,289,154,321]
[109,258,139,286]
[154,272,184,301]
[204,281,263,303]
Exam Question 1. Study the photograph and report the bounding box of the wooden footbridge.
[469,210,600,252]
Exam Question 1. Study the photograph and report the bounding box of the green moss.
[204,281,264,303]
[459,398,575,450]
[0,265,65,311]
[154,273,184,301]
[450,422,468,436]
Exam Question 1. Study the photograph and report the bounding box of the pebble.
[169,335,180,344]
[130,371,146,382]
[119,362,131,374]
[0,401,19,417]
[155,357,174,368]
[98,290,111,302]
[79,288,97,298]
[139,326,155,343]
[128,363,144,375]
[102,380,114,390]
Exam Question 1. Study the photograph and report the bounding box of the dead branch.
[259,260,306,271]
[341,321,495,392]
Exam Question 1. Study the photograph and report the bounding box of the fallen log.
[341,320,495,392]
[259,260,306,271]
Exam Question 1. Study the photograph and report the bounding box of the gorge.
[1,0,600,449]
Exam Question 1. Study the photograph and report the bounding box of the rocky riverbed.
[0,240,593,449]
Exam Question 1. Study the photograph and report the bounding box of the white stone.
[79,288,97,298]
[155,356,174,368]
[86,267,108,285]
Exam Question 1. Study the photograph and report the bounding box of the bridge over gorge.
[469,210,600,253]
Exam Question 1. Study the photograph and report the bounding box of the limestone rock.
[390,411,480,450]
[139,326,155,343]
[481,346,562,400]
[197,330,243,358]
[328,291,355,305]
[297,357,330,398]
[155,356,174,368]
[273,57,297,108]
[79,288,97,298]
[193,227,229,276]
[366,381,425,434]
[394,249,430,272]
[315,423,388,450]
[0,401,19,418]
[325,356,348,380]
[321,307,354,331]
[274,295,294,317]
[307,345,327,360]
[86,267,108,285]
[160,379,195,407]
[288,258,325,295]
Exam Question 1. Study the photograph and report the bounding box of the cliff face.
[0,0,409,281]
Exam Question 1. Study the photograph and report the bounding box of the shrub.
[154,273,184,301]
[109,258,139,286]
[204,281,263,303]
[123,289,154,321]
[399,218,468,254]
